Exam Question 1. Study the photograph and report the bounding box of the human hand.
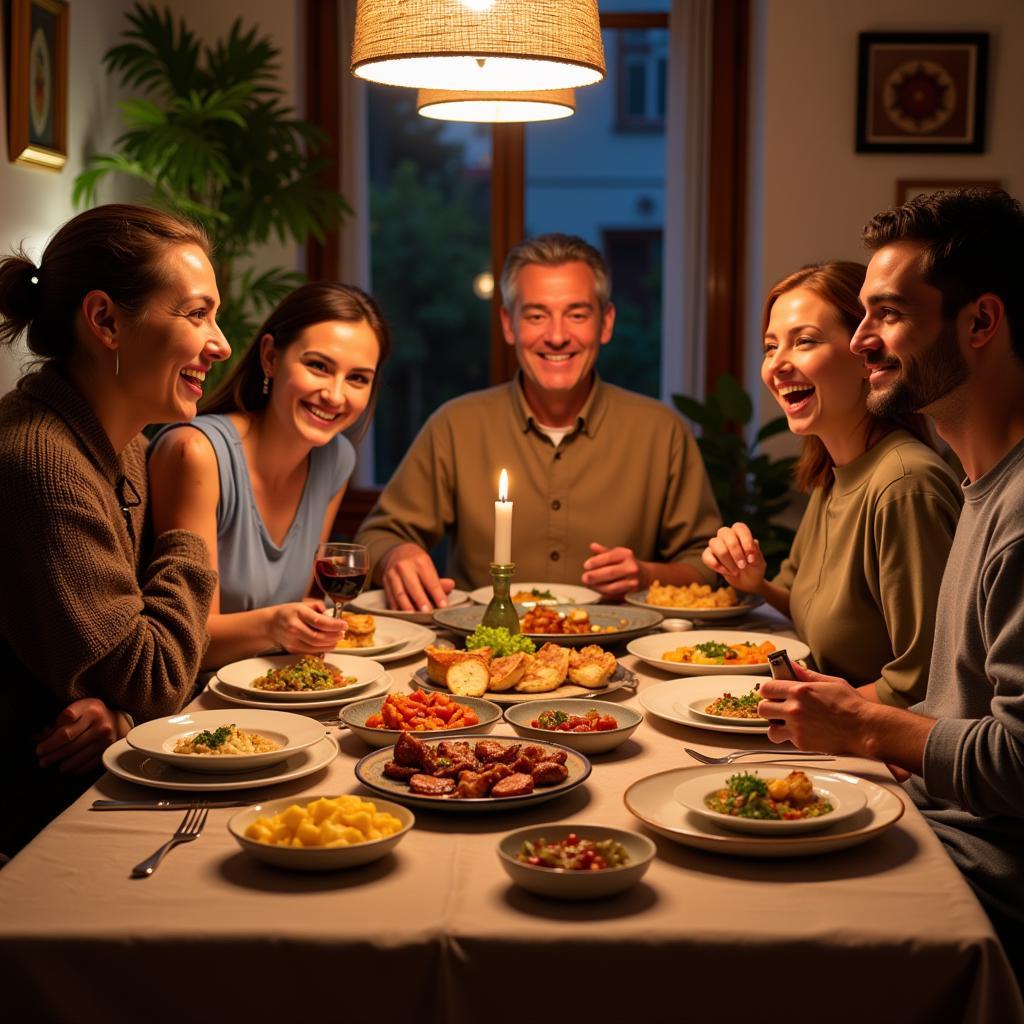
[581,542,649,596]
[36,698,120,774]
[757,663,868,755]
[269,602,347,654]
[380,542,455,611]
[702,523,767,593]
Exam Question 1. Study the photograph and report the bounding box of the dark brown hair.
[762,261,936,491]
[863,186,1023,361]
[0,203,210,361]
[201,282,391,441]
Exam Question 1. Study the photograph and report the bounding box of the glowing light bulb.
[460,0,497,11]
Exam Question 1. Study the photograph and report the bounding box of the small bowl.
[497,824,656,899]
[659,618,695,633]
[227,794,415,871]
[502,699,642,755]
[339,694,502,748]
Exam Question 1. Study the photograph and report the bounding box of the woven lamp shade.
[417,88,575,123]
[352,0,605,92]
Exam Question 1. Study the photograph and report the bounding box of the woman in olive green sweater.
[704,262,961,707]
[0,205,230,856]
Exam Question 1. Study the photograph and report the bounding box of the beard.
[865,319,969,417]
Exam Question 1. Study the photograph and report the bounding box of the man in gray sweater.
[755,187,1024,974]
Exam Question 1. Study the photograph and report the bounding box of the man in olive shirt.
[756,189,1024,974]
[356,233,721,611]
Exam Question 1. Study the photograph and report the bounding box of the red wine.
[315,559,367,600]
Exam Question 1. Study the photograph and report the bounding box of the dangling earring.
[262,374,270,395]
[114,350,119,377]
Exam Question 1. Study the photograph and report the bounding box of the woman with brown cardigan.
[0,204,230,857]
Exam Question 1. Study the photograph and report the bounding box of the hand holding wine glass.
[314,543,370,617]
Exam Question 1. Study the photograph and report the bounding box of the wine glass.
[314,543,369,618]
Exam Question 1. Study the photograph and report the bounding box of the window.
[617,29,668,131]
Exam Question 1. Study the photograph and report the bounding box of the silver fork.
[684,747,834,765]
[131,804,209,878]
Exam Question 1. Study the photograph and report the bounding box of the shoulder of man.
[423,380,518,427]
[596,381,694,431]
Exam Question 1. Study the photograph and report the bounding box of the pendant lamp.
[352,0,605,92]
[417,88,575,123]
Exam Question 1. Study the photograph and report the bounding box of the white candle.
[494,468,513,564]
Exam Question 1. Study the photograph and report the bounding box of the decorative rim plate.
[624,765,904,857]
[625,589,764,621]
[125,708,327,773]
[432,604,663,647]
[354,735,591,812]
[673,768,867,835]
[639,677,772,734]
[347,588,470,624]
[502,699,643,754]
[227,794,415,871]
[102,734,339,792]
[410,662,639,705]
[626,630,810,676]
[206,671,392,711]
[215,654,385,701]
[340,694,503,748]
[469,582,601,607]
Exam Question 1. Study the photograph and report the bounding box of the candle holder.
[481,562,520,634]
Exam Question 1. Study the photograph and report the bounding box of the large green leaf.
[713,372,754,425]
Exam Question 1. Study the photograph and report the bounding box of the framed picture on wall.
[895,179,1001,205]
[856,32,988,153]
[6,0,70,170]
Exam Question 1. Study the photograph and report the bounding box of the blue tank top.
[155,415,356,613]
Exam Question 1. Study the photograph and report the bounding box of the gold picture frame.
[6,0,69,170]
[896,179,1001,205]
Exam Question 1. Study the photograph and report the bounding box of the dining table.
[1,606,1021,1024]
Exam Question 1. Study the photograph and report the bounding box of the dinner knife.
[91,799,252,811]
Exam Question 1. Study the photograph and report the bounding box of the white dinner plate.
[215,654,384,701]
[639,677,772,734]
[126,709,326,773]
[627,631,810,676]
[347,588,470,624]
[207,671,392,711]
[102,734,339,792]
[625,589,764,621]
[331,616,433,657]
[673,767,867,835]
[624,765,904,858]
[469,582,601,607]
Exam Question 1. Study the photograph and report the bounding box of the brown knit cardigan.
[0,364,217,855]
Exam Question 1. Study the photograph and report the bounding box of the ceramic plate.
[624,765,904,858]
[206,672,392,711]
[433,604,663,647]
[330,615,423,656]
[469,583,601,607]
[126,709,326,773]
[502,699,643,755]
[215,653,384,702]
[625,589,764,621]
[354,735,591,812]
[411,662,639,705]
[228,795,415,871]
[626,631,810,676]
[347,588,470,624]
[340,694,503,748]
[102,734,339,792]
[639,677,772,734]
[673,767,867,835]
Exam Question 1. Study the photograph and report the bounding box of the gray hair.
[500,233,611,312]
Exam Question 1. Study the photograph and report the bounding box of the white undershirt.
[534,422,573,447]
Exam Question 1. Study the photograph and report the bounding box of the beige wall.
[747,0,1024,452]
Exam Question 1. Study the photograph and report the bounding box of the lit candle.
[494,468,513,564]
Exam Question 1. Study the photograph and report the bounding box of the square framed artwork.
[856,32,988,153]
[6,0,69,170]
[895,179,1001,205]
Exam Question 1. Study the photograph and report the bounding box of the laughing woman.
[0,205,230,856]
[703,261,961,706]
[148,283,389,669]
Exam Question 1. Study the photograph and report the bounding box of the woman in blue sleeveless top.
[149,283,390,667]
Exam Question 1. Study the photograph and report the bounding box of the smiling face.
[501,260,615,416]
[761,288,869,446]
[851,241,969,418]
[119,243,229,423]
[262,319,380,446]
